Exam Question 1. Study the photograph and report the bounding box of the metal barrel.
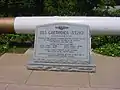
[0,17,15,33]
[1,16,120,35]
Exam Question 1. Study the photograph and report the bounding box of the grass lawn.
[0,47,29,56]
[7,47,29,53]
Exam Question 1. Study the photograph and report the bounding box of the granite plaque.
[27,23,96,72]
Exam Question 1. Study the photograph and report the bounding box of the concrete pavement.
[0,49,120,90]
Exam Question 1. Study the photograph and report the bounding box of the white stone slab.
[27,23,95,72]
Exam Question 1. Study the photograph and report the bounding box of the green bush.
[93,43,120,57]
[91,36,120,49]
[0,34,34,44]
[0,0,120,56]
[0,34,34,53]
[91,36,120,57]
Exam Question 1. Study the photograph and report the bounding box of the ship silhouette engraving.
[55,26,69,30]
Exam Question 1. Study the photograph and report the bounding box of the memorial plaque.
[27,23,96,72]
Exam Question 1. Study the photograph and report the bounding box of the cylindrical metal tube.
[1,16,120,35]
[14,16,120,35]
[0,17,15,33]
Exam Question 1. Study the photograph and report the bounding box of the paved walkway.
[0,49,120,90]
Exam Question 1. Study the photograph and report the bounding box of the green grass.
[0,47,29,56]
[7,47,29,53]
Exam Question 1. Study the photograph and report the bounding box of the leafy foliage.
[44,0,78,16]
[93,43,120,57]
[0,0,120,56]
[0,34,34,53]
[43,0,116,16]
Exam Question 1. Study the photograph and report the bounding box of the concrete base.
[27,64,96,73]
[26,48,96,73]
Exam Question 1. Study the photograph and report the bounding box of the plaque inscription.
[27,23,95,72]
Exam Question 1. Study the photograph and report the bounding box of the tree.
[35,0,44,15]
[0,0,116,16]
[114,0,120,5]
[43,0,116,16]
[7,0,36,16]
